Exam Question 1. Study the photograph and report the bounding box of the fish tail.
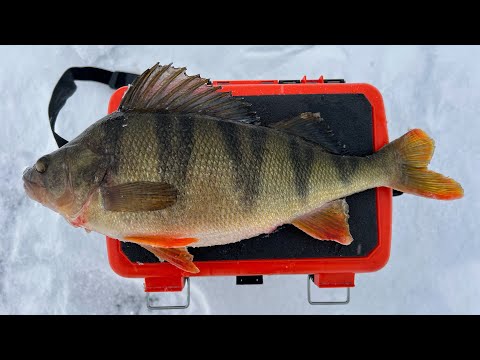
[383,129,463,200]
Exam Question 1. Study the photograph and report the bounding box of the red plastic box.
[106,77,392,293]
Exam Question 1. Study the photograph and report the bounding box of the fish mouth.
[22,167,48,204]
[23,166,75,214]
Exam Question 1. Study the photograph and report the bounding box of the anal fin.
[141,245,200,274]
[291,199,353,245]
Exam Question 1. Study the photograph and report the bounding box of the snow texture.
[0,45,478,314]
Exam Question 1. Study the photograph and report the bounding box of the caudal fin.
[387,129,463,200]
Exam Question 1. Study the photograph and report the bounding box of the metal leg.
[307,275,350,305]
[146,277,190,310]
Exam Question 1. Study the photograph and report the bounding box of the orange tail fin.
[387,129,463,200]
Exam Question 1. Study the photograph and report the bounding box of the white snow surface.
[1,45,478,314]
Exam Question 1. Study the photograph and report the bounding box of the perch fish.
[23,63,464,273]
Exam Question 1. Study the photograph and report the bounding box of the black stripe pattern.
[289,136,315,199]
[335,156,361,185]
[217,121,267,208]
[155,114,195,188]
[247,126,268,202]
[154,113,174,178]
[175,116,195,185]
[103,113,128,175]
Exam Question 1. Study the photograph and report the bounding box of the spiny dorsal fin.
[120,63,259,124]
[270,112,348,155]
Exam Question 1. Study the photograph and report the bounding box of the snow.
[1,45,478,314]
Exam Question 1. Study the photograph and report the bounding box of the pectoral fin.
[291,199,353,245]
[141,245,200,273]
[101,181,177,212]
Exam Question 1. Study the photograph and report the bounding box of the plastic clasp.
[312,273,355,288]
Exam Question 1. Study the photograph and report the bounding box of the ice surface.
[1,45,478,314]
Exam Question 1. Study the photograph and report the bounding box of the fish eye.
[35,157,49,173]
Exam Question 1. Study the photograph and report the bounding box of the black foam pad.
[121,93,378,262]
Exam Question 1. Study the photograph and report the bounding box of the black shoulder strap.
[48,67,138,148]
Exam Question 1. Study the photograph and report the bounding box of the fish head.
[23,147,74,214]
[23,144,108,218]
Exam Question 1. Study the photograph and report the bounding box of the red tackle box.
[105,76,392,306]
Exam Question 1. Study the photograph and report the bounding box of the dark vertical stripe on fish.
[154,113,174,178]
[153,114,194,202]
[246,125,267,205]
[216,121,266,208]
[336,156,361,184]
[303,145,315,195]
[289,136,314,199]
[175,115,195,185]
[104,113,127,174]
[217,119,242,186]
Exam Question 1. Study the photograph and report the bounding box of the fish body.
[82,111,385,247]
[23,63,464,273]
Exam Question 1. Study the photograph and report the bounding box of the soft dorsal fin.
[119,63,259,124]
[270,112,348,155]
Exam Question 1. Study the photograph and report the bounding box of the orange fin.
[387,129,464,200]
[125,235,198,248]
[142,245,199,273]
[292,199,353,245]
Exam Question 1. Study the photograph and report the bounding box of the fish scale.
[118,114,160,183]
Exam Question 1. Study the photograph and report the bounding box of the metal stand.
[146,277,190,310]
[307,275,350,305]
